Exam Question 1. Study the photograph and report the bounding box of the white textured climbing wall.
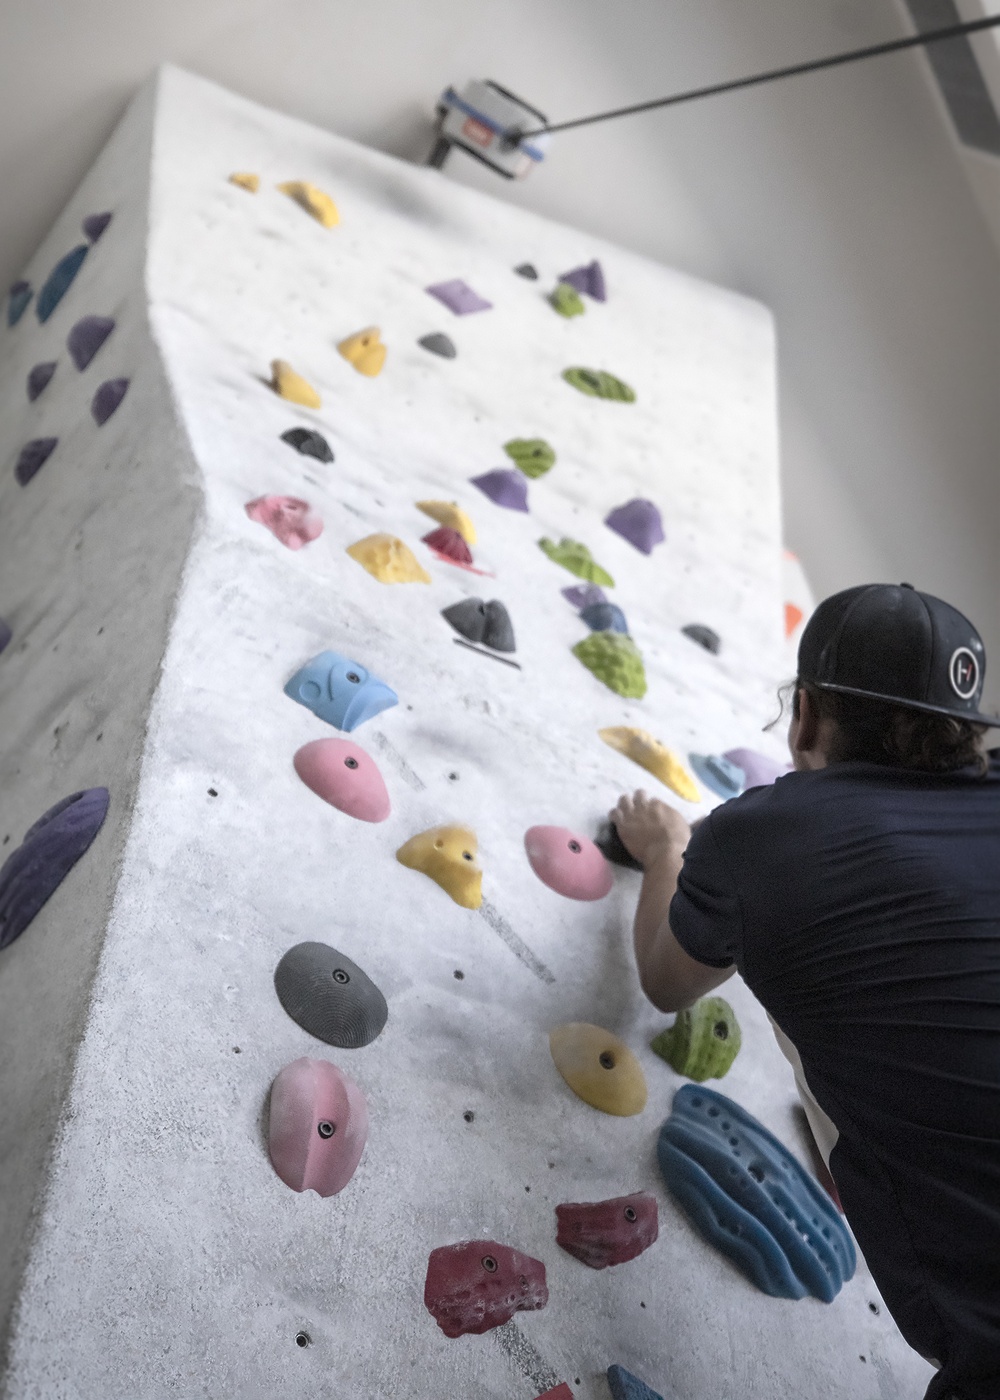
[0,66,933,1400]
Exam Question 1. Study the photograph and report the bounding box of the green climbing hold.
[651,996,742,1082]
[550,282,585,318]
[563,367,636,402]
[573,632,646,699]
[504,438,556,479]
[539,537,614,587]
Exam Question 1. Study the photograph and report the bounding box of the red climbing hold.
[555,1192,659,1269]
[424,1240,548,1337]
[536,1388,574,1400]
[422,525,473,565]
[245,494,323,549]
[784,602,804,636]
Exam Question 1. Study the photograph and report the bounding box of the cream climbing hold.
[228,172,260,192]
[396,825,482,909]
[599,727,701,801]
[549,1023,647,1117]
[338,327,386,377]
[416,500,477,545]
[277,180,339,227]
[270,360,321,409]
[346,533,431,584]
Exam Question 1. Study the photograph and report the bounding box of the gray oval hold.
[441,597,488,644]
[274,942,388,1048]
[418,332,457,359]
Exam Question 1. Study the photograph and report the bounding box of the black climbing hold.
[274,941,388,1049]
[8,282,32,327]
[67,315,115,371]
[27,362,57,402]
[441,597,489,644]
[91,378,129,425]
[280,426,334,463]
[82,212,112,243]
[594,821,643,871]
[0,617,11,656]
[418,332,457,359]
[0,789,110,951]
[482,600,515,654]
[681,623,721,655]
[15,438,58,487]
[36,246,89,323]
[514,263,538,280]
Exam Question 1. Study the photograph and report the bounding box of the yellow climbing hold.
[338,327,387,378]
[228,172,260,193]
[277,181,340,228]
[415,500,477,546]
[346,533,431,584]
[396,825,482,909]
[599,727,702,802]
[549,1023,647,1117]
[270,360,321,409]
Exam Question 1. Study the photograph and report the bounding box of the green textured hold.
[539,537,615,587]
[573,632,646,699]
[563,367,636,402]
[504,438,556,479]
[550,282,586,318]
[651,997,742,1082]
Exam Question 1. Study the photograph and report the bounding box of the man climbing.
[611,584,1000,1400]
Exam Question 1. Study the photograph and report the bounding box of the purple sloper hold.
[426,279,492,315]
[27,362,57,402]
[8,281,33,327]
[723,748,790,789]
[0,789,110,951]
[68,315,115,370]
[0,618,11,656]
[91,378,129,425]
[82,212,112,243]
[15,438,58,487]
[605,499,665,555]
[562,584,608,611]
[470,468,528,512]
[558,260,606,302]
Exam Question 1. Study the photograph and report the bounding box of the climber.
[611,583,1000,1400]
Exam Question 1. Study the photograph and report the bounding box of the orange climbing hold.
[785,602,804,636]
[277,180,339,228]
[338,327,386,377]
[270,360,321,409]
[228,172,260,192]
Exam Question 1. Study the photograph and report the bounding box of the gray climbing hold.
[514,263,538,279]
[27,362,57,402]
[0,789,110,951]
[580,602,628,635]
[682,623,720,655]
[82,212,112,243]
[274,941,388,1048]
[418,332,457,359]
[0,617,11,656]
[594,820,643,871]
[442,598,515,653]
[15,438,58,487]
[8,282,32,327]
[67,315,115,371]
[36,246,89,323]
[607,1366,663,1400]
[91,378,129,425]
[280,426,334,463]
[483,600,515,653]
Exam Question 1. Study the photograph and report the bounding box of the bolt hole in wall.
[295,1332,311,1348]
[463,1111,475,1123]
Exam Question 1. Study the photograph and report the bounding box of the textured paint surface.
[244,494,323,549]
[276,180,339,228]
[396,824,482,909]
[573,634,646,700]
[599,727,700,800]
[555,1192,658,1269]
[26,362,57,401]
[283,651,398,732]
[0,790,110,951]
[15,437,59,486]
[270,359,320,408]
[416,499,476,544]
[604,499,665,555]
[346,532,431,583]
[539,537,613,586]
[273,942,388,1048]
[91,378,129,425]
[36,246,89,322]
[293,737,390,822]
[549,1023,647,1116]
[650,997,742,1082]
[524,826,613,901]
[267,1056,368,1195]
[424,1240,548,1336]
[470,467,528,511]
[67,315,115,371]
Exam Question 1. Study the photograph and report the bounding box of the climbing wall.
[0,65,933,1400]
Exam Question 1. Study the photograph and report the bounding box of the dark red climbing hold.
[91,378,129,425]
[0,789,110,951]
[556,1192,658,1269]
[535,1388,573,1400]
[82,212,112,243]
[67,315,115,370]
[8,281,33,327]
[280,426,334,462]
[0,617,11,656]
[15,438,58,486]
[424,1240,548,1337]
[36,246,89,323]
[27,362,57,402]
[423,526,473,565]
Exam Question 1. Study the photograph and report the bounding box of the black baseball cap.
[797,583,1000,727]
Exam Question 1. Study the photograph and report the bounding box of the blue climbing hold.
[15,438,58,487]
[27,362,57,402]
[688,753,745,800]
[36,246,89,323]
[0,617,11,656]
[657,1084,856,1302]
[284,652,398,732]
[8,281,32,326]
[0,789,110,952]
[580,602,629,635]
[607,1366,663,1400]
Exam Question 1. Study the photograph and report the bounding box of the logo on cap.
[949,647,980,701]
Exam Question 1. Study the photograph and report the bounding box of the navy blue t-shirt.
[670,755,1000,1397]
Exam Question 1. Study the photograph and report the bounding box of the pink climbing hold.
[245,495,323,549]
[555,1193,659,1269]
[524,826,613,902]
[604,499,665,555]
[425,279,492,315]
[267,1056,369,1197]
[722,748,789,789]
[422,525,473,565]
[293,739,390,823]
[424,1240,548,1337]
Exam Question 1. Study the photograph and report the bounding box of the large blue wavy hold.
[0,789,110,952]
[36,246,89,323]
[657,1083,855,1302]
[284,651,398,732]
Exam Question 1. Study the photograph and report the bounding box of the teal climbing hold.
[607,1366,663,1400]
[36,246,88,323]
[572,632,646,699]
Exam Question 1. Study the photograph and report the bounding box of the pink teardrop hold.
[293,739,390,822]
[245,494,323,549]
[422,526,473,564]
[524,826,613,901]
[268,1057,369,1196]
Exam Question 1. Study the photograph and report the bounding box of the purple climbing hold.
[607,1365,664,1400]
[8,281,33,327]
[0,617,11,656]
[723,748,789,789]
[558,260,606,302]
[26,362,57,402]
[82,212,112,243]
[426,279,492,315]
[67,315,115,371]
[15,438,58,487]
[91,378,129,425]
[562,583,608,611]
[470,468,528,512]
[0,789,110,952]
[605,499,665,555]
[36,246,89,323]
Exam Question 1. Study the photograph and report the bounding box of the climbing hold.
[607,1365,664,1400]
[8,281,33,326]
[580,602,629,634]
[346,533,431,584]
[416,500,476,545]
[0,618,10,656]
[15,438,58,486]
[284,651,398,732]
[594,820,643,871]
[651,997,742,1082]
[423,526,473,565]
[82,211,112,242]
[274,941,388,1047]
[481,600,515,652]
[599,728,700,800]
[558,259,607,302]
[36,246,88,323]
[605,499,665,555]
[268,1057,367,1196]
[470,468,529,512]
[26,362,57,402]
[270,359,321,409]
[67,315,115,371]
[562,583,607,611]
[657,1083,856,1301]
[689,753,745,800]
[514,262,539,279]
[535,1388,573,1400]
[245,495,323,550]
[682,623,721,655]
[280,426,333,463]
[396,825,482,909]
[91,378,129,425]
[538,537,614,586]
[555,1192,658,1269]
[785,602,804,636]
[573,634,646,700]
[293,738,390,822]
[503,438,556,479]
[549,1023,647,1116]
[563,367,635,402]
[228,172,260,193]
[549,282,585,317]
[441,598,515,652]
[418,332,457,359]
[337,326,386,377]
[0,789,110,952]
[276,180,340,228]
[723,748,787,789]
[524,827,612,902]
[424,1240,548,1337]
[425,279,492,315]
